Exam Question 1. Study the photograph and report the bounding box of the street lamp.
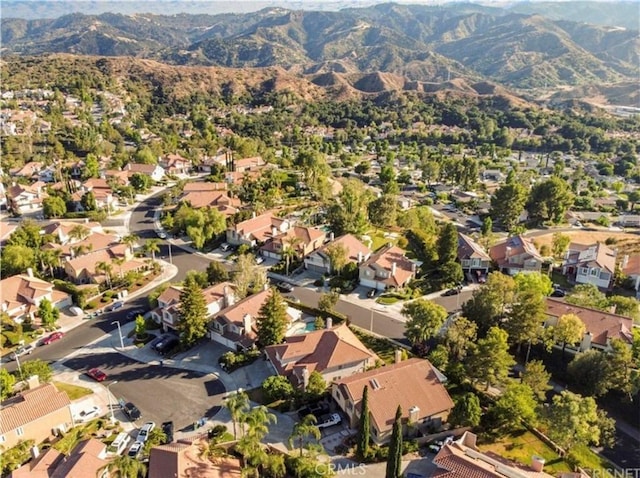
[14,353,23,381]
[107,381,119,423]
[111,320,124,349]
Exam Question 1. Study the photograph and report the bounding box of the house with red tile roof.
[0,379,73,450]
[226,212,290,247]
[6,182,48,214]
[63,246,148,285]
[0,271,72,322]
[209,288,302,350]
[433,431,555,477]
[358,244,417,291]
[124,162,165,182]
[489,235,544,276]
[332,357,453,444]
[149,437,241,478]
[458,233,491,279]
[71,178,118,212]
[620,253,640,292]
[544,298,633,352]
[41,220,103,245]
[160,153,192,175]
[180,189,241,214]
[9,161,43,179]
[265,323,378,389]
[304,234,372,275]
[562,242,616,290]
[260,225,326,261]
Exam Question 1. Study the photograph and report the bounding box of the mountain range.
[1,2,638,92]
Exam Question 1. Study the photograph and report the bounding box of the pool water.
[290,321,317,335]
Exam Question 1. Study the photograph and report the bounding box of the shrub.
[262,375,295,403]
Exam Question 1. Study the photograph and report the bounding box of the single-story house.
[149,437,241,478]
[124,162,165,182]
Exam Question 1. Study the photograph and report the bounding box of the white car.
[74,406,101,423]
[127,441,143,458]
[255,256,265,265]
[317,413,342,429]
[10,343,36,360]
[136,421,156,443]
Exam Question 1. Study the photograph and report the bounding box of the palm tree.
[122,234,139,256]
[99,455,147,478]
[288,414,321,457]
[263,454,286,478]
[144,239,161,262]
[243,405,276,441]
[95,261,113,288]
[38,249,62,278]
[224,390,249,439]
[282,235,302,276]
[68,224,90,242]
[112,257,126,280]
[200,438,229,464]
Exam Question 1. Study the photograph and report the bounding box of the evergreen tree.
[466,327,515,390]
[448,392,481,427]
[256,288,288,346]
[437,222,459,265]
[385,406,403,478]
[38,298,59,326]
[356,385,370,459]
[177,275,208,347]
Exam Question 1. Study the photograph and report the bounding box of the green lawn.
[550,271,572,289]
[350,326,408,364]
[363,229,398,252]
[53,381,93,400]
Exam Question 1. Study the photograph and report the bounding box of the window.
[0,435,5,444]
[580,267,589,275]
[590,268,598,276]
[16,427,24,437]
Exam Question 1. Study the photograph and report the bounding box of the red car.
[42,331,64,345]
[86,368,107,382]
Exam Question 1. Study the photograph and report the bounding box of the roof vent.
[370,378,381,390]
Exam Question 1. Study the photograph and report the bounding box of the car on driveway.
[85,367,107,382]
[42,331,64,345]
[157,231,167,239]
[136,422,156,443]
[127,441,143,459]
[156,337,179,356]
[255,255,265,265]
[161,421,174,443]
[123,402,141,421]
[10,343,36,360]
[74,406,101,423]
[317,413,342,429]
[126,309,145,320]
[367,288,377,298]
[551,288,566,297]
[276,281,294,293]
[111,301,124,311]
[442,288,461,296]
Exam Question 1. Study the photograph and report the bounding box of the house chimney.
[621,254,629,269]
[271,226,278,238]
[242,314,252,336]
[223,286,235,309]
[252,211,256,219]
[391,262,397,276]
[326,317,332,329]
[357,251,363,263]
[461,431,477,449]
[329,232,335,241]
[301,367,310,391]
[30,445,40,460]
[26,375,40,390]
[26,268,34,278]
[408,405,420,423]
[394,349,402,364]
[531,456,546,472]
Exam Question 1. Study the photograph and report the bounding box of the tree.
[607,295,640,321]
[607,338,634,399]
[262,375,295,403]
[521,360,552,401]
[565,284,608,310]
[325,242,348,276]
[80,190,97,211]
[177,275,208,347]
[143,239,160,262]
[462,272,516,335]
[327,179,372,236]
[526,177,574,225]
[317,291,339,315]
[437,222,459,265]
[493,383,538,430]
[385,406,403,478]
[130,172,151,191]
[38,298,59,327]
[553,313,586,359]
[513,272,553,297]
[567,350,612,397]
[244,405,276,441]
[466,327,515,390]
[84,153,100,179]
[1,244,36,276]
[305,371,327,400]
[143,427,167,456]
[185,270,209,288]
[224,391,249,439]
[439,261,464,287]
[356,385,371,459]
[490,181,527,232]
[43,196,67,218]
[504,289,546,362]
[134,315,147,338]
[69,224,90,241]
[402,299,448,346]
[206,260,229,285]
[444,316,477,361]
[95,261,113,288]
[551,233,571,263]
[122,234,139,255]
[0,368,16,400]
[257,288,288,347]
[99,455,147,478]
[233,254,266,299]
[289,414,321,457]
[448,392,481,427]
[545,391,604,451]
[368,194,398,228]
[20,359,53,383]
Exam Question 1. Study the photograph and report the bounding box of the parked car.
[255,255,265,265]
[108,432,131,456]
[367,289,377,298]
[157,231,167,239]
[127,441,143,459]
[111,301,124,311]
[276,281,294,293]
[161,421,174,443]
[442,288,461,296]
[317,413,342,429]
[123,402,141,421]
[126,309,145,320]
[136,422,156,443]
[150,334,171,349]
[74,406,101,423]
[220,243,231,252]
[156,337,179,356]
[85,367,107,382]
[551,288,566,297]
[42,331,64,345]
[10,343,36,360]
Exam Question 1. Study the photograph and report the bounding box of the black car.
[550,288,566,297]
[123,402,141,421]
[156,337,179,356]
[276,282,294,293]
[161,421,174,443]
[442,288,461,296]
[367,289,377,298]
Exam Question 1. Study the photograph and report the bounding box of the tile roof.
[9,447,63,478]
[567,242,616,273]
[545,298,633,347]
[183,182,228,193]
[0,274,61,315]
[622,254,640,276]
[50,439,107,478]
[180,190,241,212]
[158,285,183,305]
[490,235,543,265]
[314,234,373,263]
[125,163,162,174]
[231,212,288,243]
[458,233,491,261]
[0,383,71,434]
[359,245,416,287]
[149,439,242,478]
[335,358,453,434]
[265,324,377,386]
[267,226,326,251]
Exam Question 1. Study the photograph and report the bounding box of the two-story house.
[63,244,147,285]
[159,153,192,176]
[489,235,544,275]
[124,162,165,182]
[209,288,302,350]
[304,234,373,275]
[264,323,378,388]
[0,270,72,323]
[544,298,633,353]
[0,378,73,450]
[620,254,640,293]
[71,178,118,212]
[359,245,417,291]
[332,357,454,444]
[260,226,326,261]
[226,212,290,247]
[457,232,491,280]
[562,242,616,290]
[6,182,47,214]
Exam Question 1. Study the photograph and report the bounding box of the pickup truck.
[317,413,342,429]
[11,343,36,360]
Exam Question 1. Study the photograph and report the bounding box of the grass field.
[532,229,640,254]
[350,326,407,364]
[53,381,93,400]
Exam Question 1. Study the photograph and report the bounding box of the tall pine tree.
[385,406,403,478]
[256,288,288,346]
[177,275,208,346]
[356,385,370,459]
